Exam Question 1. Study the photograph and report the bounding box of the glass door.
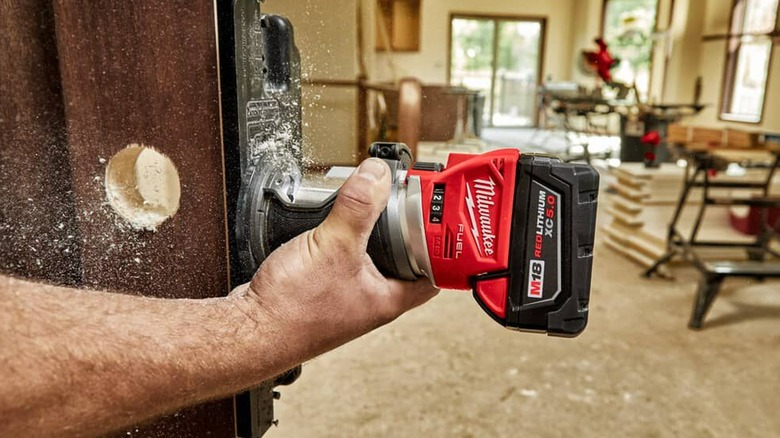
[449,15,544,128]
[449,18,496,128]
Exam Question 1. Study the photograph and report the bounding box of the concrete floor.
[267,240,780,437]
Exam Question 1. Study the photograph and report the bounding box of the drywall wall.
[262,0,366,80]
[374,0,577,84]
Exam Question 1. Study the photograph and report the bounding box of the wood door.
[0,1,81,286]
[1,1,238,436]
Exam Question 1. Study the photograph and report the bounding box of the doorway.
[448,14,545,128]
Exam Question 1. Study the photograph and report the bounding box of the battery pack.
[473,155,599,336]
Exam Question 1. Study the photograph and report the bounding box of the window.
[720,0,779,123]
[449,15,545,127]
[602,0,659,101]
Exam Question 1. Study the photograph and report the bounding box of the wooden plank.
[606,207,643,227]
[611,162,683,179]
[603,235,654,265]
[603,235,671,278]
[610,196,643,214]
[725,128,760,149]
[667,124,690,144]
[609,181,649,201]
[50,1,235,436]
[0,1,81,286]
[604,222,667,258]
[691,127,724,146]
[615,173,646,189]
[712,148,775,163]
[610,167,652,181]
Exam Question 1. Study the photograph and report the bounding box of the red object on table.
[583,38,619,83]
[641,130,661,146]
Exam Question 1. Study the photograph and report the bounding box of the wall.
[374,0,577,84]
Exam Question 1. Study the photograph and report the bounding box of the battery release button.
[475,277,508,319]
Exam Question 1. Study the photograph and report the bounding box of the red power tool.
[238,142,599,336]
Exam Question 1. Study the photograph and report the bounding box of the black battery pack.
[473,155,599,337]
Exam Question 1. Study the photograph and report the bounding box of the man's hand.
[235,158,439,364]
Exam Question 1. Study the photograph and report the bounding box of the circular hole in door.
[105,144,181,231]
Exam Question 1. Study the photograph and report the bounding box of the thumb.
[315,158,391,252]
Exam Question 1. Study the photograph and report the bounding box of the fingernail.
[357,158,386,181]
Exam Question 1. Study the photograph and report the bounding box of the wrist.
[218,289,297,383]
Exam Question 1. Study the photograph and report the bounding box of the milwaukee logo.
[465,177,497,256]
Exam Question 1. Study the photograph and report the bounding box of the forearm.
[0,159,440,436]
[0,275,288,437]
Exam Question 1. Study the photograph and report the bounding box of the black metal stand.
[643,146,780,328]
[690,273,724,329]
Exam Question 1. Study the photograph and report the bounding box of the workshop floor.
[268,238,780,437]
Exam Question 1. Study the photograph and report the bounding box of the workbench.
[643,143,780,328]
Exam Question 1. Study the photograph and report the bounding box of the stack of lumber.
[601,163,681,277]
[667,124,761,148]
[601,161,780,276]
